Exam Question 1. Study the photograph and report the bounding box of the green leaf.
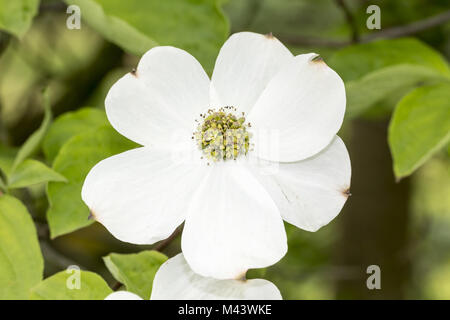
[43,108,108,163]
[64,0,229,73]
[30,271,112,300]
[47,125,137,238]
[329,38,450,118]
[12,90,52,172]
[104,250,168,299]
[330,38,450,81]
[345,64,449,118]
[0,195,44,299]
[389,83,450,179]
[8,159,67,189]
[0,0,39,38]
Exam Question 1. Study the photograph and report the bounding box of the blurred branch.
[111,281,123,291]
[35,220,50,239]
[363,9,450,42]
[36,220,87,270]
[335,0,359,42]
[0,31,11,57]
[153,226,182,252]
[39,1,67,13]
[110,226,183,291]
[281,10,450,48]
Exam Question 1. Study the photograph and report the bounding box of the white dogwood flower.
[104,254,281,300]
[82,32,351,280]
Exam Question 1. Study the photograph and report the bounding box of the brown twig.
[110,226,183,291]
[362,9,450,42]
[153,226,183,252]
[111,281,123,291]
[281,10,450,48]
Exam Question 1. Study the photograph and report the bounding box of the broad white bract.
[104,254,282,300]
[151,254,281,300]
[82,32,351,280]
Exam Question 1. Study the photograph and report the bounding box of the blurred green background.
[0,0,449,299]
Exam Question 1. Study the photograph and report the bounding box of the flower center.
[194,107,251,162]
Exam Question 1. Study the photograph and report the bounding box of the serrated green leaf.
[12,91,52,172]
[0,195,44,299]
[104,250,167,299]
[64,0,229,73]
[30,271,112,300]
[8,159,67,189]
[0,0,39,38]
[47,125,137,238]
[43,108,108,163]
[389,82,450,179]
[329,38,450,118]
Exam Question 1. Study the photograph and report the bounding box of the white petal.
[248,54,346,162]
[105,46,210,147]
[182,162,287,280]
[210,32,293,113]
[250,136,351,232]
[105,291,143,300]
[151,254,282,300]
[82,147,207,244]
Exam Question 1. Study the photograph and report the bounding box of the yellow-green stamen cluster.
[194,107,250,162]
